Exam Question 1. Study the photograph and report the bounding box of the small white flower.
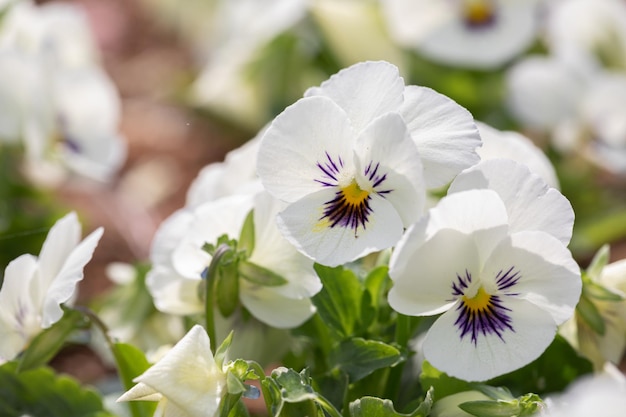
[0,212,103,361]
[117,325,226,417]
[380,0,542,69]
[147,192,321,328]
[257,61,479,266]
[388,189,581,381]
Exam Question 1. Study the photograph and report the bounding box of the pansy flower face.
[257,61,480,266]
[381,0,542,69]
[388,189,581,381]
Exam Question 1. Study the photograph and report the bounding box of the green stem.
[316,394,344,417]
[205,244,233,352]
[383,313,413,402]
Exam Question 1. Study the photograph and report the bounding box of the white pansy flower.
[148,192,321,328]
[380,0,542,69]
[474,121,559,188]
[117,325,226,417]
[388,189,581,381]
[0,212,103,362]
[258,61,480,266]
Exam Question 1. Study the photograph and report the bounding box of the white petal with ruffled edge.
[304,61,405,134]
[399,85,481,188]
[449,159,574,245]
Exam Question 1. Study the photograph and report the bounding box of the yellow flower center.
[341,180,370,205]
[462,0,496,27]
[462,286,492,311]
[316,179,372,235]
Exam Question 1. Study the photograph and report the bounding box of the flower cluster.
[2,1,626,417]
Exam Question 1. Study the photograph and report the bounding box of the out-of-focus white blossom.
[0,212,103,362]
[381,0,542,69]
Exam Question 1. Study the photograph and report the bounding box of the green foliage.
[0,148,63,284]
[349,388,433,417]
[419,361,473,401]
[458,388,544,417]
[110,342,156,417]
[312,264,367,339]
[0,362,114,417]
[17,308,87,372]
[330,338,403,382]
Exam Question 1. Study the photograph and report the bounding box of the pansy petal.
[36,212,81,295]
[257,96,356,202]
[424,297,558,382]
[146,266,203,316]
[304,61,405,134]
[117,382,161,402]
[133,325,224,417]
[354,112,426,226]
[240,281,316,328]
[475,121,559,188]
[277,189,403,266]
[484,231,581,324]
[172,195,254,278]
[399,85,481,188]
[248,192,321,299]
[389,228,481,316]
[449,159,574,245]
[150,209,194,268]
[0,255,39,360]
[42,225,103,328]
[427,189,508,241]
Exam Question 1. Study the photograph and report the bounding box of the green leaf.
[238,210,255,257]
[18,308,86,372]
[312,264,363,338]
[459,400,521,417]
[262,368,320,417]
[363,266,389,312]
[215,331,234,369]
[272,368,318,403]
[349,388,433,417]
[0,362,114,417]
[110,342,156,417]
[577,293,606,335]
[583,281,624,302]
[331,338,403,382]
[239,261,288,286]
[419,361,473,401]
